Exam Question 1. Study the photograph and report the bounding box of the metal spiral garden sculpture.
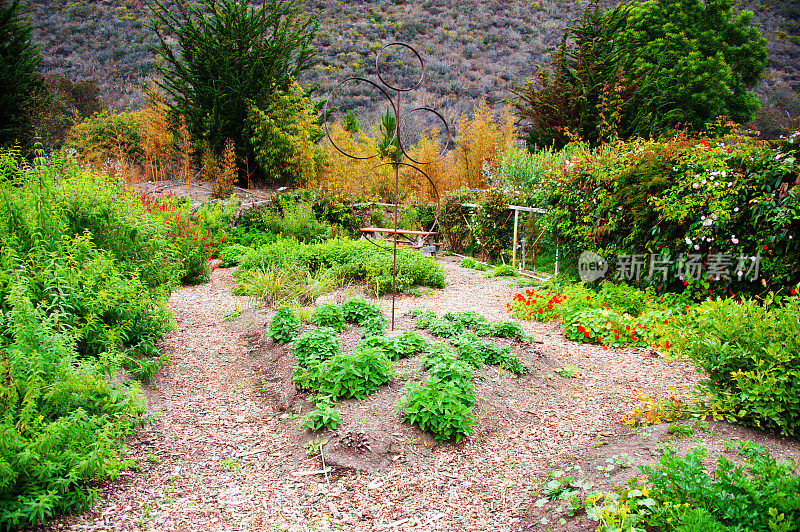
[324,42,451,329]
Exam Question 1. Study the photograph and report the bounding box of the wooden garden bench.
[358,227,439,254]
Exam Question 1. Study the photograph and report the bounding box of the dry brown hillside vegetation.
[24,0,800,123]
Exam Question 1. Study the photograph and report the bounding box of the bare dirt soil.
[41,258,800,532]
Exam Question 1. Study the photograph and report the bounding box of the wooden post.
[511,208,519,269]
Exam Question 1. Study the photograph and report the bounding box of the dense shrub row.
[510,279,800,437]
[0,151,205,527]
[480,129,800,298]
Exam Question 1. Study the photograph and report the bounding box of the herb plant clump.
[399,379,476,443]
[356,330,428,360]
[268,305,300,343]
[341,297,382,324]
[291,326,339,367]
[299,399,340,431]
[310,303,344,331]
[294,348,392,400]
[491,320,527,340]
[360,314,387,337]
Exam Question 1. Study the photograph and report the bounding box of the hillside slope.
[24,0,800,126]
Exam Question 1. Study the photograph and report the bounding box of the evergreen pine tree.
[147,0,317,184]
[0,0,42,148]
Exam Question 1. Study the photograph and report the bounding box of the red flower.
[538,308,544,314]
[792,289,797,295]
[625,325,631,331]
[663,320,668,325]
[664,340,671,349]
[586,295,591,301]
[614,335,620,340]
[700,139,709,147]
[583,331,590,338]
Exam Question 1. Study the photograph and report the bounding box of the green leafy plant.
[358,331,427,361]
[290,326,339,367]
[268,305,301,343]
[426,317,464,338]
[360,314,387,337]
[678,295,800,436]
[667,424,693,439]
[491,320,527,340]
[554,365,577,378]
[294,348,392,400]
[723,439,769,458]
[304,438,328,457]
[533,466,597,523]
[638,445,800,531]
[299,399,340,431]
[310,303,344,332]
[218,243,251,268]
[492,264,516,277]
[398,379,476,443]
[341,297,382,324]
[459,257,477,268]
[394,330,428,359]
[0,154,176,529]
[452,311,493,336]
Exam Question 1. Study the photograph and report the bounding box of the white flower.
[692,183,699,189]
[685,237,692,245]
[732,236,739,244]
[694,244,700,250]
[734,207,740,212]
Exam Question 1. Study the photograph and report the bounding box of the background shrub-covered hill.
[23,0,800,125]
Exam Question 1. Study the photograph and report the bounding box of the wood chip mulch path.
[44,259,701,532]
